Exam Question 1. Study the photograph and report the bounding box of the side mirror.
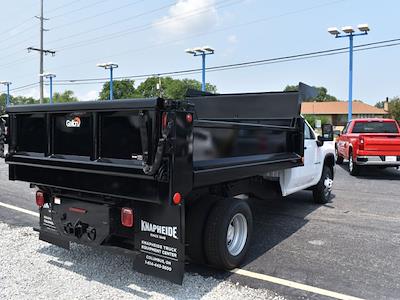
[321,124,334,141]
[316,136,324,147]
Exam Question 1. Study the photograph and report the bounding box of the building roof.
[301,101,388,115]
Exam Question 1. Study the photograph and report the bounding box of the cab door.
[281,122,318,194]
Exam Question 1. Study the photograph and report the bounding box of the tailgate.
[5,99,167,202]
[362,134,400,154]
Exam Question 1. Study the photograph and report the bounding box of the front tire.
[204,198,253,270]
[313,166,333,204]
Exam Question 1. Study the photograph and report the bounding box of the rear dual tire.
[204,198,253,270]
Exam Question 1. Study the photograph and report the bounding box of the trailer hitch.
[63,221,95,240]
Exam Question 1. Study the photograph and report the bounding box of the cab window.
[304,124,315,140]
[342,122,350,134]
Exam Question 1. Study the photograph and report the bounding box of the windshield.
[352,121,399,134]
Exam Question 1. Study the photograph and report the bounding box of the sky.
[0,0,399,105]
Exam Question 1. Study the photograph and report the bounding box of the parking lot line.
[231,268,364,300]
[0,201,39,217]
[0,201,364,299]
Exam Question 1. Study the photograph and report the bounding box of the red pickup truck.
[336,118,400,175]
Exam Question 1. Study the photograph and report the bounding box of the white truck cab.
[266,120,336,204]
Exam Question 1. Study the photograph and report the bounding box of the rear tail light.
[186,113,193,124]
[36,191,45,207]
[121,208,134,227]
[359,136,365,150]
[162,112,168,130]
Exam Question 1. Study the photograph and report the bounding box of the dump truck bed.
[6,90,305,200]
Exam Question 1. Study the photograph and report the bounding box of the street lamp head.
[341,26,355,34]
[327,27,340,36]
[202,46,215,53]
[39,72,56,78]
[357,23,370,33]
[185,48,196,54]
[0,81,11,85]
[193,47,205,54]
[97,62,118,69]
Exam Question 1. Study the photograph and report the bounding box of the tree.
[375,101,384,109]
[284,85,337,102]
[304,115,330,129]
[137,77,217,100]
[388,97,400,122]
[43,90,78,103]
[375,97,400,122]
[99,79,141,100]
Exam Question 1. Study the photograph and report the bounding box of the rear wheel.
[204,198,253,269]
[313,166,333,204]
[348,150,360,176]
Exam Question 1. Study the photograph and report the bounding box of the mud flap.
[133,202,185,284]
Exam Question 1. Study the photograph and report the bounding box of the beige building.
[301,101,388,129]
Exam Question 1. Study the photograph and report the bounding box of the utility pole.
[28,0,55,104]
[40,0,44,102]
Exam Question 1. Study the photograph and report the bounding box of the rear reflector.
[36,191,45,207]
[172,193,182,205]
[121,208,134,227]
[69,207,87,214]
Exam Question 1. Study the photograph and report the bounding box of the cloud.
[14,87,40,99]
[80,90,99,101]
[154,0,219,37]
[227,34,238,44]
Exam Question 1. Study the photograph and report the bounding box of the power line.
[47,1,173,44]
[46,0,82,14]
[48,0,113,19]
[53,38,400,84]
[50,0,147,31]
[47,0,346,73]
[10,82,40,92]
[54,0,241,51]
[10,39,400,92]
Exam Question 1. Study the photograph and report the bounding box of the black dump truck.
[4,84,315,284]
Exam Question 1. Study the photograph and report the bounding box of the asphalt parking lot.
[1,160,400,299]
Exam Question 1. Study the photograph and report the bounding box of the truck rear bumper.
[356,156,400,166]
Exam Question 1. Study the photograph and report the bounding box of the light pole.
[0,81,12,106]
[97,62,118,100]
[328,24,370,122]
[40,73,56,104]
[185,46,215,92]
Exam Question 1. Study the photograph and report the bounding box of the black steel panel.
[16,113,46,153]
[10,164,168,202]
[193,123,291,161]
[100,111,146,160]
[53,112,92,156]
[6,98,162,113]
[193,153,302,187]
[189,92,300,120]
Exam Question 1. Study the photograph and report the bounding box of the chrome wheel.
[349,154,353,172]
[226,213,248,256]
[324,175,333,198]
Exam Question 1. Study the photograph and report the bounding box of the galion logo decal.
[66,117,81,128]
